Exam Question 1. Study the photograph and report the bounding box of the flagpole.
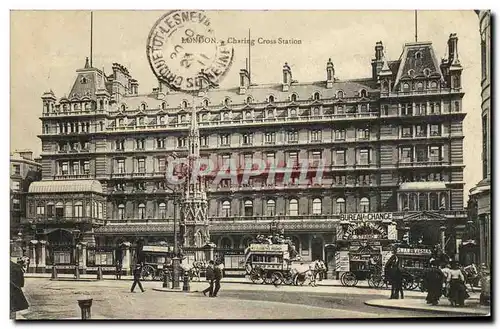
[414,10,418,42]
[90,11,93,67]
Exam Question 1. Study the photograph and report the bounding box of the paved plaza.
[16,277,489,320]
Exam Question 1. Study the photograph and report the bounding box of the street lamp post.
[73,229,81,280]
[171,193,181,289]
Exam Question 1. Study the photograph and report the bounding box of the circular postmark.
[147,10,234,92]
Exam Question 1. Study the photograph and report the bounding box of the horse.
[289,260,326,287]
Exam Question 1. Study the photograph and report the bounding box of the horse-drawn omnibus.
[139,245,175,281]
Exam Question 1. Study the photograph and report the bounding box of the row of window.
[398,192,449,211]
[399,145,443,163]
[32,201,104,219]
[401,124,442,138]
[58,160,90,176]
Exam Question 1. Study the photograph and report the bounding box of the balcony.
[22,216,105,225]
[397,159,446,168]
[53,174,91,180]
[392,210,468,219]
[111,172,131,179]
[41,110,106,118]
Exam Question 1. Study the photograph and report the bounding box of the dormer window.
[224,98,231,106]
[138,117,145,126]
[313,92,320,101]
[415,52,422,60]
[291,94,297,102]
[161,102,167,110]
[268,95,275,103]
[203,99,209,107]
[245,111,252,120]
[337,90,344,99]
[408,69,415,77]
[223,112,230,121]
[120,104,126,111]
[290,108,297,117]
[118,118,124,127]
[402,83,410,92]
[140,103,146,111]
[416,82,424,91]
[181,100,188,108]
[80,76,88,84]
[360,89,367,98]
[267,109,274,118]
[181,115,186,123]
[246,96,252,104]
[423,68,431,77]
[201,113,208,121]
[159,116,166,125]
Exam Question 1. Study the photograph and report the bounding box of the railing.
[53,174,91,180]
[397,160,447,167]
[380,88,462,97]
[22,216,105,225]
[41,110,107,117]
[393,210,467,218]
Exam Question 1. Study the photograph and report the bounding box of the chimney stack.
[326,58,335,88]
[372,41,385,80]
[239,68,250,94]
[447,33,460,66]
[282,62,291,92]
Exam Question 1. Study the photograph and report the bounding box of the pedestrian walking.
[447,261,468,307]
[423,261,445,305]
[202,260,215,297]
[115,260,123,280]
[384,247,404,299]
[130,264,145,293]
[212,262,223,297]
[10,261,29,319]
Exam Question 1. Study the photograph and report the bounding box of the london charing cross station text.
[182,36,302,45]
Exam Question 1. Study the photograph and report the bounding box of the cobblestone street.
[18,278,486,320]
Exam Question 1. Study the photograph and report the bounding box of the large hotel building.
[22,33,468,274]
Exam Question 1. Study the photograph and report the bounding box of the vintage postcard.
[9,9,491,320]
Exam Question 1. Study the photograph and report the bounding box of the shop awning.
[28,180,103,194]
[399,182,447,191]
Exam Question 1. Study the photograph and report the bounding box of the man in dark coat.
[11,261,29,319]
[202,260,215,296]
[385,247,404,299]
[130,264,145,293]
[423,261,445,305]
[212,262,223,297]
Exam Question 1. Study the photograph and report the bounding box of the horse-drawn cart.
[245,244,294,285]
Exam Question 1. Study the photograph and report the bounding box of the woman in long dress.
[447,261,467,307]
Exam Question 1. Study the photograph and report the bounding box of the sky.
[10,10,482,202]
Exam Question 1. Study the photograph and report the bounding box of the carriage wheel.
[264,271,274,285]
[155,269,165,282]
[141,265,155,281]
[271,272,284,286]
[295,273,306,286]
[340,273,347,286]
[250,268,263,284]
[368,274,383,288]
[342,272,358,287]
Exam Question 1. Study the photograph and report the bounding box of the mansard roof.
[394,42,444,87]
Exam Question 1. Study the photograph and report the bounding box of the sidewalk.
[365,298,490,316]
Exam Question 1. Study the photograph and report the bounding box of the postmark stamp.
[146,10,234,92]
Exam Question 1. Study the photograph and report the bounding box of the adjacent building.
[10,150,42,238]
[23,34,468,274]
[468,10,491,268]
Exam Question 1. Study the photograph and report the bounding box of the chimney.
[326,58,335,88]
[239,68,250,94]
[447,33,461,67]
[371,41,385,80]
[282,62,291,92]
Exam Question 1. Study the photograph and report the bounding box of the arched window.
[246,96,252,104]
[419,193,428,210]
[267,109,274,118]
[415,52,422,59]
[74,202,83,218]
[289,199,298,216]
[409,193,418,211]
[161,102,167,110]
[224,98,230,106]
[220,237,233,249]
[245,111,252,120]
[291,94,297,102]
[181,115,186,123]
[403,83,410,92]
[429,193,439,210]
[121,104,126,111]
[140,103,146,111]
[138,203,146,219]
[118,204,125,220]
[360,197,370,213]
[336,198,346,214]
[337,90,344,99]
[360,89,367,98]
[118,118,124,126]
[55,202,64,218]
[182,100,188,108]
[138,117,144,126]
[223,112,230,121]
[416,82,424,91]
[290,108,297,117]
[159,116,165,125]
[313,92,320,100]
[222,200,231,217]
[203,99,209,107]
[266,199,276,216]
[424,68,431,77]
[312,198,322,215]
[65,202,73,218]
[439,192,448,210]
[159,202,166,219]
[430,81,438,89]
[201,113,207,121]
[399,193,409,211]
[244,200,253,217]
[268,95,275,103]
[312,107,320,116]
